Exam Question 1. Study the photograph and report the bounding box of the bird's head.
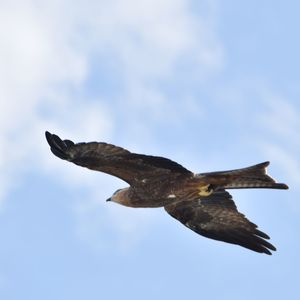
[106,187,131,206]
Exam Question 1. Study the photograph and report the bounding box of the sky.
[0,0,300,299]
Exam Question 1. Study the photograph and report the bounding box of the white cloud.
[0,0,223,201]
[84,0,224,79]
[0,1,88,188]
[0,0,224,248]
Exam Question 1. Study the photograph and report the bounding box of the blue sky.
[0,0,300,299]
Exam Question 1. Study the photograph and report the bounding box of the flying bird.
[45,131,288,255]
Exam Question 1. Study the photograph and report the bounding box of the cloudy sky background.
[0,0,299,299]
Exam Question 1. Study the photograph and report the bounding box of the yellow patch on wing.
[198,184,213,197]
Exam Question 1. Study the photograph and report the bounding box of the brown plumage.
[45,131,288,255]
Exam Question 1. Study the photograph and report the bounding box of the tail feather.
[224,161,288,190]
[198,162,289,190]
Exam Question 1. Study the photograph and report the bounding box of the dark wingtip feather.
[45,131,73,160]
[254,229,270,240]
[230,229,276,255]
[260,161,270,167]
[45,131,52,144]
[262,247,275,255]
[276,183,289,190]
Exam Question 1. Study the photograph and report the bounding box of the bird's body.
[45,131,288,255]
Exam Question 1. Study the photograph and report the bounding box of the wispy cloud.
[84,0,224,79]
[258,92,300,191]
[0,0,223,250]
[259,91,300,146]
[0,0,88,205]
[0,0,223,199]
[260,142,300,185]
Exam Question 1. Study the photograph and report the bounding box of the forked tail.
[198,161,288,190]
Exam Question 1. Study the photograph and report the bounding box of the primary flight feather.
[45,131,288,255]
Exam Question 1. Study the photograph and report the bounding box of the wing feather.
[164,190,276,255]
[45,131,191,184]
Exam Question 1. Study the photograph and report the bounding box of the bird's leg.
[198,184,214,197]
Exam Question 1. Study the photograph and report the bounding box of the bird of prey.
[45,131,288,255]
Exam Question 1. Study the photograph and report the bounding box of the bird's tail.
[198,162,289,190]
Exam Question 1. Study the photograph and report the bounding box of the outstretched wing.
[164,190,276,255]
[45,131,192,185]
